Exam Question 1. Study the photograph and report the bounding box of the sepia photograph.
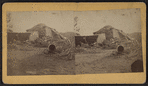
[3,3,146,84]
[74,9,143,74]
[7,9,143,76]
[7,11,76,75]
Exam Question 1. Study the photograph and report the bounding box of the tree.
[7,29,13,33]
[7,12,13,29]
[74,16,80,32]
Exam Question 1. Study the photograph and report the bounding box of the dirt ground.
[75,47,143,74]
[7,44,75,75]
[7,42,143,75]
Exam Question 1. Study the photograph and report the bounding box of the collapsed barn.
[26,23,67,46]
[26,23,76,59]
[7,23,75,60]
[93,25,133,42]
[94,25,136,51]
[74,25,143,74]
[75,25,136,53]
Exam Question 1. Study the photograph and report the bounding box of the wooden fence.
[7,33,31,43]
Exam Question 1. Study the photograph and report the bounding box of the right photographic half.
[74,8,143,74]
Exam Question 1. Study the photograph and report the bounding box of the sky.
[8,8,141,36]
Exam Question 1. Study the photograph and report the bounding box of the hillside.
[128,32,142,43]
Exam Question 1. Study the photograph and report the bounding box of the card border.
[2,2,146,84]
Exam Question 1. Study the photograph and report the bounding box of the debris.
[93,25,134,49]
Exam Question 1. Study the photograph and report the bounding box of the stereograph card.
[2,3,146,84]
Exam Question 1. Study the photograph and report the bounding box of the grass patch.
[7,43,18,50]
[74,48,86,53]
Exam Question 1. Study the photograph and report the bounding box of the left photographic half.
[7,11,76,75]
